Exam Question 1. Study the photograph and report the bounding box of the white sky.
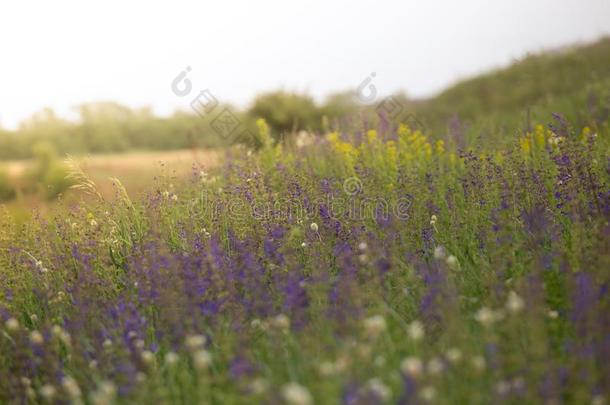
[1,0,609,130]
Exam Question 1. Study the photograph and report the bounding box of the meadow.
[0,149,221,223]
[0,41,609,404]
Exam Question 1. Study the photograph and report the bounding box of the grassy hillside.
[414,37,610,144]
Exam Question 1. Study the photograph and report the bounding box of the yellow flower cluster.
[326,124,449,175]
[397,124,433,161]
[519,124,559,156]
[327,132,360,167]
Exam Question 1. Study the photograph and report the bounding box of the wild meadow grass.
[0,115,609,404]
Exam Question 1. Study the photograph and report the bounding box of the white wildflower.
[30,330,44,345]
[474,307,497,326]
[62,376,82,399]
[495,380,511,395]
[185,334,206,352]
[506,291,525,314]
[420,386,436,402]
[374,355,386,367]
[165,351,179,366]
[433,246,446,260]
[407,320,425,341]
[446,255,459,269]
[249,378,269,395]
[272,314,291,331]
[512,376,525,391]
[471,355,486,371]
[400,356,423,377]
[367,378,391,401]
[140,350,155,365]
[310,222,318,232]
[192,349,212,371]
[427,357,444,375]
[363,315,387,338]
[5,317,19,332]
[282,382,312,405]
[90,381,117,405]
[39,384,57,400]
[318,361,337,376]
[446,347,462,364]
[335,355,350,372]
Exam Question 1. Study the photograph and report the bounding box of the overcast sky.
[1,0,609,129]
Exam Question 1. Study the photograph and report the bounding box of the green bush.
[39,162,72,200]
[27,142,73,200]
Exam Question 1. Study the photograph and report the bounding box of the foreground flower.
[192,349,212,371]
[446,255,459,269]
[165,351,179,366]
[90,381,117,405]
[400,356,423,377]
[506,291,525,313]
[363,315,387,338]
[427,357,444,375]
[407,320,425,341]
[39,384,57,400]
[591,395,606,405]
[141,350,155,366]
[366,378,391,401]
[471,355,486,371]
[446,347,462,364]
[282,382,313,405]
[249,378,269,395]
[318,361,338,376]
[185,334,206,352]
[4,317,19,332]
[30,330,44,345]
[474,307,497,326]
[271,314,291,331]
[420,386,436,402]
[62,376,82,400]
[310,222,318,232]
[433,246,446,260]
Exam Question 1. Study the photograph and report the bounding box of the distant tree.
[320,90,361,119]
[248,91,320,136]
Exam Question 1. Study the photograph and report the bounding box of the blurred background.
[1,0,610,220]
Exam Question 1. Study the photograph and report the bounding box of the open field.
[1,148,222,220]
